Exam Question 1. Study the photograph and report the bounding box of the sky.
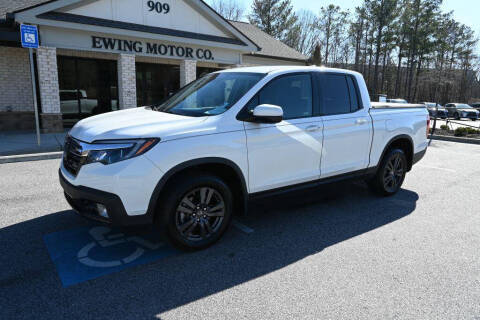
[221,0,480,35]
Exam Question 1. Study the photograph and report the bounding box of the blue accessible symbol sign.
[20,24,39,49]
[44,225,179,287]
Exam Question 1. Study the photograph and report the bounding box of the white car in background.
[59,66,429,250]
[445,103,480,120]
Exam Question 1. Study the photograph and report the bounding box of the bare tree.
[209,0,245,21]
[288,10,319,56]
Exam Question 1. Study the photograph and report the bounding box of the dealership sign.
[91,36,215,60]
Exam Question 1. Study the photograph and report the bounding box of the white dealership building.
[0,0,306,132]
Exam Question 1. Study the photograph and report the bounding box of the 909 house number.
[147,1,170,14]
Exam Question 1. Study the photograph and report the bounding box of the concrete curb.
[429,134,480,145]
[0,152,63,164]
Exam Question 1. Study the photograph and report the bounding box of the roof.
[229,20,307,62]
[220,66,361,76]
[0,0,51,20]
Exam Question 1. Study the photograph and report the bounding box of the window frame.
[314,72,363,116]
[237,72,317,122]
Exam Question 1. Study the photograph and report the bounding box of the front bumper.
[59,170,154,226]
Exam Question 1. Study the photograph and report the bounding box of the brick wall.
[118,54,137,109]
[0,46,34,112]
[180,60,197,86]
[36,46,60,114]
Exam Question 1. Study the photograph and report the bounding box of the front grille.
[63,136,85,176]
[467,112,478,118]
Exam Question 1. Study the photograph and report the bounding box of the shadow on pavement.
[0,181,418,319]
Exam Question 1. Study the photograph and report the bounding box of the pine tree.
[248,0,298,45]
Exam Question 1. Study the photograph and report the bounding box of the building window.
[57,56,118,128]
[136,63,180,107]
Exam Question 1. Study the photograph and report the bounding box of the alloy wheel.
[383,154,405,193]
[175,187,225,242]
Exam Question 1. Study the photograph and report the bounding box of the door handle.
[355,119,368,125]
[305,125,320,132]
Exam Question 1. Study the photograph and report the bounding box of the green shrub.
[440,125,449,130]
[454,127,468,136]
[466,127,480,134]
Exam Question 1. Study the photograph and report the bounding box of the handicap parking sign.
[20,24,39,48]
[44,225,179,287]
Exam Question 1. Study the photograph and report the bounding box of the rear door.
[242,73,324,193]
[316,73,373,178]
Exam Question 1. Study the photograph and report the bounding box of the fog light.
[96,204,108,218]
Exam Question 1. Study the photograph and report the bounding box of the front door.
[317,73,372,178]
[243,73,323,193]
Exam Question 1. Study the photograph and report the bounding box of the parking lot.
[0,140,479,319]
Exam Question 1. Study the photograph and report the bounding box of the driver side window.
[243,74,313,120]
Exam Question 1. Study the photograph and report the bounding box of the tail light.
[427,116,431,138]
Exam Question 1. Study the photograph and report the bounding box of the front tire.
[368,148,407,196]
[157,173,233,251]
[454,112,460,120]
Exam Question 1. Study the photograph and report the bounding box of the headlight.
[84,138,159,165]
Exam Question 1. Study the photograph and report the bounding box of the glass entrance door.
[58,56,118,128]
[136,63,180,107]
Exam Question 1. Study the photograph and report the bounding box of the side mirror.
[251,104,283,123]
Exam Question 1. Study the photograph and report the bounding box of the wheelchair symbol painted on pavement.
[77,226,164,268]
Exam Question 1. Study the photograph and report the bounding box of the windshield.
[456,104,473,109]
[154,72,265,117]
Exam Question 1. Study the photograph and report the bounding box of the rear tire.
[156,173,233,251]
[368,148,407,196]
[454,112,460,120]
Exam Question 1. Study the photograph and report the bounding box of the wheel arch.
[378,134,415,171]
[147,158,249,219]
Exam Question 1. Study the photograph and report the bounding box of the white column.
[180,60,197,86]
[118,53,137,109]
[36,46,62,132]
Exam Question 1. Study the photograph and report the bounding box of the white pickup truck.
[59,66,429,250]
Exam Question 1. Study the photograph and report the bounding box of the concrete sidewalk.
[0,131,67,156]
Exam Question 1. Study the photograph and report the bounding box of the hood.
[458,108,479,112]
[69,107,209,143]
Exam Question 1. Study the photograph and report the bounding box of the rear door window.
[346,76,361,112]
[320,74,351,115]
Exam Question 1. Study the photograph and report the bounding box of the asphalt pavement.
[0,140,479,319]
